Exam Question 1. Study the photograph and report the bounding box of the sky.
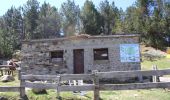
[0,0,136,16]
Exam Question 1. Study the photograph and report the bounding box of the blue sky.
[0,0,136,16]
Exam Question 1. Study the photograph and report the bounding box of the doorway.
[73,49,84,74]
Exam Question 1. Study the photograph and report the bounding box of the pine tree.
[81,0,102,35]
[60,0,80,36]
[36,2,61,38]
[23,0,39,39]
[0,7,23,57]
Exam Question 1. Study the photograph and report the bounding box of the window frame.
[50,50,64,63]
[93,48,109,61]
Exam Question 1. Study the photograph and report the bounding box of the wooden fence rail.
[97,68,170,79]
[21,74,93,81]
[0,86,21,92]
[100,82,170,90]
[2,67,170,100]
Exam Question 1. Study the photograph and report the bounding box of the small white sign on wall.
[120,44,140,62]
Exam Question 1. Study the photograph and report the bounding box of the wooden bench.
[0,65,14,76]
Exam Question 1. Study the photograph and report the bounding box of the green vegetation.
[0,0,170,99]
[142,58,170,70]
[21,89,170,100]
[0,72,19,86]
[0,92,20,100]
[101,89,170,100]
[1,56,170,99]
[1,0,170,57]
[1,88,170,100]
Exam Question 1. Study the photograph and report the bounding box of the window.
[50,50,64,63]
[94,48,109,60]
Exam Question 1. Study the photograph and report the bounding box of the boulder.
[31,81,47,94]
[32,88,47,94]
[0,75,15,82]
[0,96,8,100]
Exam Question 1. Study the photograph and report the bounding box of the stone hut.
[21,34,141,75]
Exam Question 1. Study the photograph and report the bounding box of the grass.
[0,73,19,86]
[2,89,170,100]
[1,54,170,99]
[0,92,20,100]
[141,57,170,70]
[100,89,170,100]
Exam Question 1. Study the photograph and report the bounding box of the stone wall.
[21,34,141,75]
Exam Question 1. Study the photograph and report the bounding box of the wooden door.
[73,49,84,74]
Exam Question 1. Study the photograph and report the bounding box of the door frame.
[73,49,84,74]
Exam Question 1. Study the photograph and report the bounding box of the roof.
[22,34,139,43]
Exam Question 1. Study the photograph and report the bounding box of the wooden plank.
[56,76,61,99]
[22,74,92,81]
[0,70,3,76]
[24,82,58,89]
[92,70,100,100]
[59,85,95,91]
[60,74,92,81]
[97,69,170,79]
[20,79,26,98]
[0,68,10,71]
[21,75,59,81]
[0,86,20,92]
[100,82,170,90]
[0,65,12,68]
[25,82,94,91]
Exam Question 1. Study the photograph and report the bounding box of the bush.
[12,50,22,61]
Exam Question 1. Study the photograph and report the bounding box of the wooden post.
[92,70,100,100]
[20,80,26,99]
[19,72,26,100]
[56,75,61,100]
[152,65,158,82]
[138,74,143,83]
[11,70,14,76]
[0,69,3,76]
[18,67,21,80]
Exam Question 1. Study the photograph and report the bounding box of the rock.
[0,96,8,100]
[32,88,47,94]
[0,75,15,82]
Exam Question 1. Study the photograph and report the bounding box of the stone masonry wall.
[21,35,140,75]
